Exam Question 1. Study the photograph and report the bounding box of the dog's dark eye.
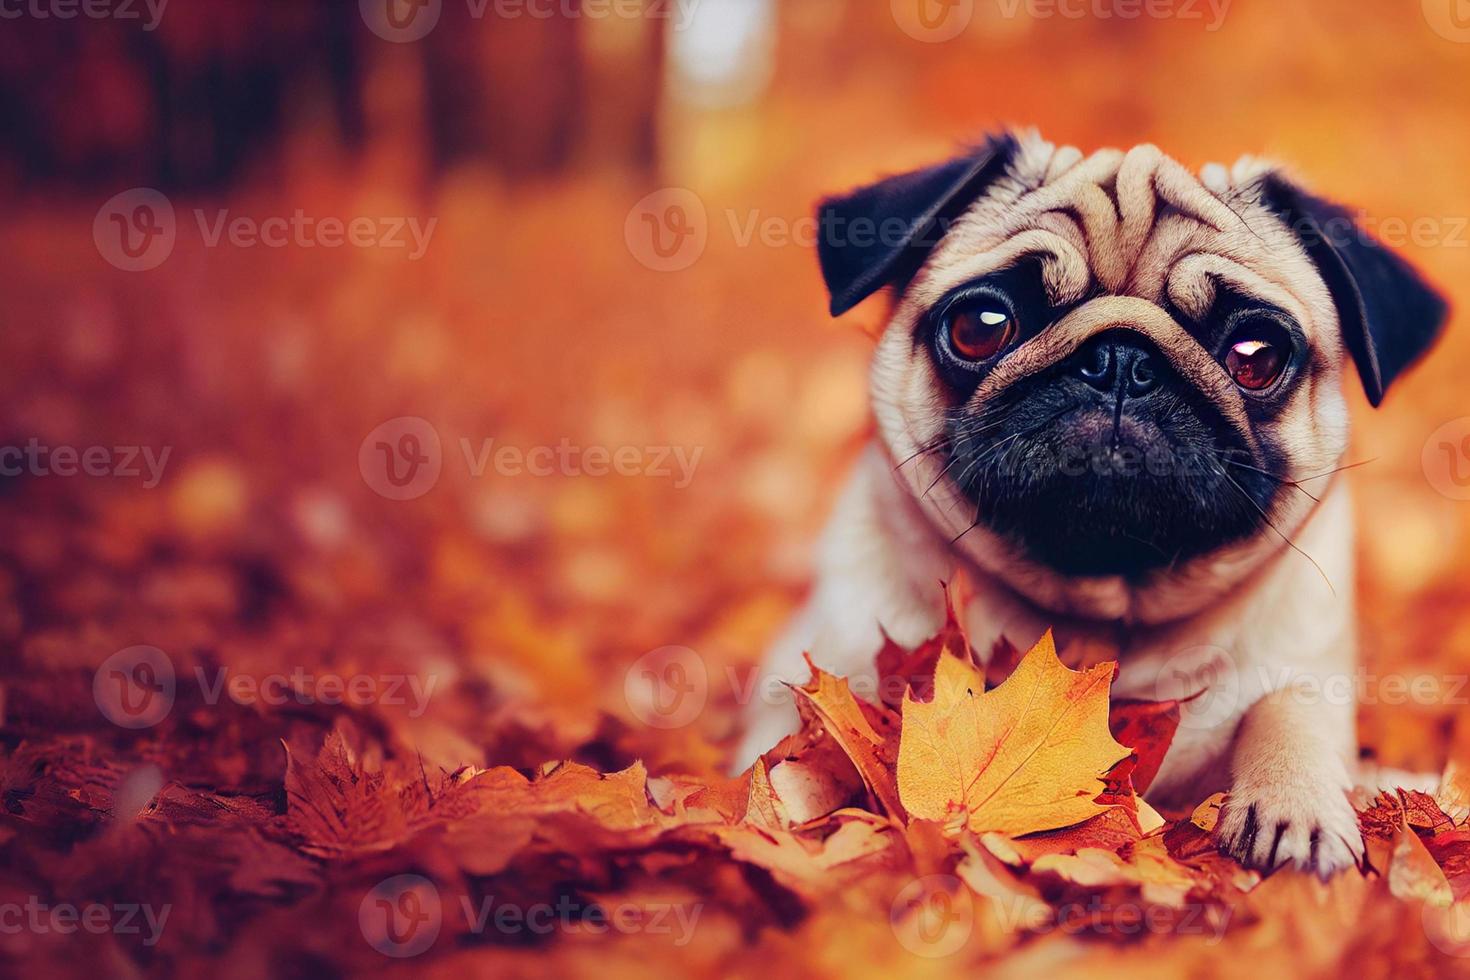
[946,307,1017,362]
[1224,317,1291,391]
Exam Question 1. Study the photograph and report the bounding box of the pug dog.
[736,131,1448,876]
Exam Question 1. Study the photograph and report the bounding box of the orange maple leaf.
[897,630,1130,836]
[789,656,905,820]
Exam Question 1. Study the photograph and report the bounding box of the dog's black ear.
[817,134,1019,317]
[1261,174,1449,406]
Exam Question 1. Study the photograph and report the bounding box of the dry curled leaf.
[789,655,905,819]
[1108,697,1185,795]
[1387,821,1456,907]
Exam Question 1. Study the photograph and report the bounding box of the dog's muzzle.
[974,295,1257,454]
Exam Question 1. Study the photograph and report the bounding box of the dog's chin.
[946,390,1276,579]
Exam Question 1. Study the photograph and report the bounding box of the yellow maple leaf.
[897,630,1129,836]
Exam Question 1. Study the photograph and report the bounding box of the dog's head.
[818,132,1447,612]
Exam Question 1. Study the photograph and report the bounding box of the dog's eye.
[1224,318,1290,391]
[946,307,1017,362]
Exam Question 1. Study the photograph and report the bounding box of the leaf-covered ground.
[4,4,1470,977]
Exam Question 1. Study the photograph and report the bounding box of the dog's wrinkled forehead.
[906,134,1337,347]
[818,130,1447,407]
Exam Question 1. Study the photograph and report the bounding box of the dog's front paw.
[1215,778,1364,878]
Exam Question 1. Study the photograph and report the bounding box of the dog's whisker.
[1297,457,1379,485]
[893,437,952,471]
[923,451,970,498]
[940,406,1076,529]
[1216,465,1336,597]
[1116,527,1170,560]
[917,405,1064,502]
[951,505,983,548]
[1218,456,1321,504]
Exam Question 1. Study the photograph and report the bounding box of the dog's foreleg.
[1215,684,1363,876]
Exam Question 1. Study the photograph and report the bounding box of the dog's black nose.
[1074,332,1162,397]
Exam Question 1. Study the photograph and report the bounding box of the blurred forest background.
[1,0,1470,971]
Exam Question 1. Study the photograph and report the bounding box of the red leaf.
[1108,698,1184,794]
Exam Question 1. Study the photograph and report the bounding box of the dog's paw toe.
[1215,785,1363,878]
